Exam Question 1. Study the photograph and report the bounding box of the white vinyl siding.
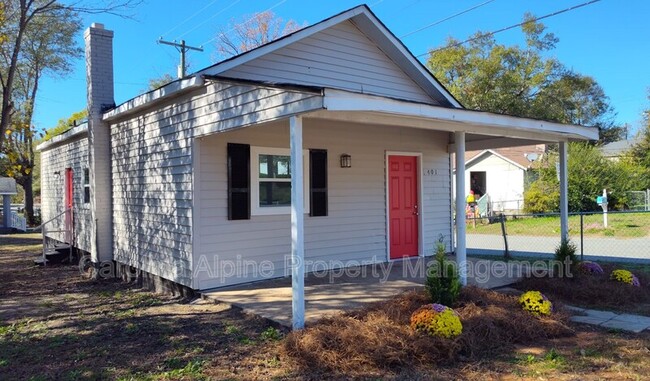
[194,119,452,289]
[40,134,93,252]
[218,20,436,105]
[109,81,322,287]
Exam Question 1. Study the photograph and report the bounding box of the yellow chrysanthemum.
[519,291,553,316]
[410,304,462,339]
[610,269,640,287]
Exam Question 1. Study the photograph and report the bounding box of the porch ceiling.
[306,89,599,151]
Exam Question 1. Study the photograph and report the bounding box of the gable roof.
[196,5,461,108]
[464,145,546,170]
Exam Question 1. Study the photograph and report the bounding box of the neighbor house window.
[250,147,309,216]
[83,168,90,204]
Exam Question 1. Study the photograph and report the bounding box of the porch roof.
[308,89,599,150]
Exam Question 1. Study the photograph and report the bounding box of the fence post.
[500,214,510,259]
[580,213,584,261]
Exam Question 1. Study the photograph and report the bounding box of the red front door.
[388,155,419,259]
[64,168,73,243]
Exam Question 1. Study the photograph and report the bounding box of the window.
[250,147,309,216]
[83,168,90,204]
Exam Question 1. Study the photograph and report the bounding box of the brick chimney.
[85,23,114,265]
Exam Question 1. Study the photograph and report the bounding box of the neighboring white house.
[458,145,545,213]
[37,5,597,328]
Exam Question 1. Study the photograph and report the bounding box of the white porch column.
[559,141,569,241]
[290,116,305,329]
[454,132,467,286]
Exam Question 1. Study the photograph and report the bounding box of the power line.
[200,0,289,47]
[401,0,496,39]
[160,0,222,39]
[175,0,243,40]
[417,0,601,58]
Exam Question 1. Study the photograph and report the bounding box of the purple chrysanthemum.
[580,261,604,275]
[632,275,641,287]
[431,303,446,313]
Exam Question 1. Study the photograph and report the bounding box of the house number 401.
[425,169,438,176]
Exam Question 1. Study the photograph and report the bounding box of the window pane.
[259,182,291,207]
[259,155,270,178]
[259,154,291,179]
[84,168,90,185]
[274,156,290,178]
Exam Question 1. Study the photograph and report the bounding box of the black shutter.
[309,149,328,217]
[227,143,250,220]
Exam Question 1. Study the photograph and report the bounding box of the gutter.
[36,123,89,152]
[102,75,205,122]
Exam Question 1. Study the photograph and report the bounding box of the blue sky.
[34,0,650,135]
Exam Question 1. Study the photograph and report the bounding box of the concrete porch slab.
[202,257,525,327]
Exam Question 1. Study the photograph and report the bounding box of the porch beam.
[559,141,569,241]
[307,111,585,143]
[290,115,305,330]
[454,131,467,286]
[449,137,554,152]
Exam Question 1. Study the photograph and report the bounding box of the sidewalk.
[566,305,650,333]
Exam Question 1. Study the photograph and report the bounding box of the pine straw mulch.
[282,286,574,378]
[514,263,650,316]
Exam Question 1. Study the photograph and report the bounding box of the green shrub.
[425,241,461,306]
[554,238,577,276]
[524,179,559,214]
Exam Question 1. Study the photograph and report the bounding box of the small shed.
[0,177,17,228]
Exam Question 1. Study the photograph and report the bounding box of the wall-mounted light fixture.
[53,170,61,178]
[340,154,351,168]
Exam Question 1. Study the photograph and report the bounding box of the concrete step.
[43,249,69,264]
[53,244,71,254]
[33,257,49,266]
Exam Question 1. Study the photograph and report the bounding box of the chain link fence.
[466,210,650,263]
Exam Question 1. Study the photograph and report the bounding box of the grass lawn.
[1,233,650,380]
[468,212,650,238]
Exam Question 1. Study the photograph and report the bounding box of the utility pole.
[158,39,203,78]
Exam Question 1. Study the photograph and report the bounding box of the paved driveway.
[202,257,524,327]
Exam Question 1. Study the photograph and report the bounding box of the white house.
[457,145,545,213]
[37,5,597,328]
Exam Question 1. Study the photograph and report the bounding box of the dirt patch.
[0,234,291,380]
[514,263,650,315]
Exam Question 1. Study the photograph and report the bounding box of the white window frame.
[251,146,310,216]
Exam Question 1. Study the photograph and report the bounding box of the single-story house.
[37,5,597,328]
[455,145,545,213]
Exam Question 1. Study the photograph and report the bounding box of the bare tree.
[216,11,302,58]
[0,0,142,151]
[1,6,82,225]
